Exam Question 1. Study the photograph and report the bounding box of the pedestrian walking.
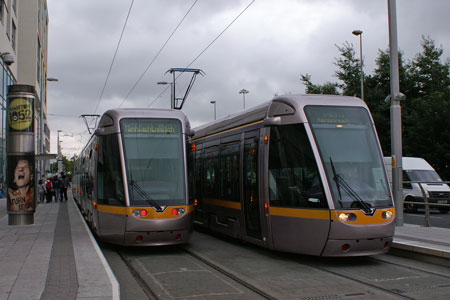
[53,176,61,202]
[38,179,46,203]
[45,177,53,203]
[60,173,69,201]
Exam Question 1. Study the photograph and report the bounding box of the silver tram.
[190,94,395,256]
[73,108,193,246]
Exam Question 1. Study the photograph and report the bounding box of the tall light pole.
[387,0,405,226]
[44,77,59,178]
[210,100,216,120]
[57,130,63,175]
[239,89,249,110]
[352,30,364,101]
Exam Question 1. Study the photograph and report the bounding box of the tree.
[49,154,75,176]
[300,74,339,95]
[402,37,450,179]
[364,48,408,153]
[334,41,363,98]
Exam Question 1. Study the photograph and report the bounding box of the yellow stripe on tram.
[96,204,194,219]
[269,207,330,220]
[203,198,242,210]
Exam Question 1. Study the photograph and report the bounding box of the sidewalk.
[392,223,450,264]
[0,195,119,300]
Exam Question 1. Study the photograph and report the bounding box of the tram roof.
[101,108,188,123]
[193,94,366,139]
[98,108,189,130]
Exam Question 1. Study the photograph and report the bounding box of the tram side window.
[187,142,196,203]
[219,142,240,202]
[194,147,203,202]
[203,146,219,199]
[97,134,125,206]
[269,124,327,208]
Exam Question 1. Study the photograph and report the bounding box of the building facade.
[0,0,50,190]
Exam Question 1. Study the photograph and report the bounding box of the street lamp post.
[352,30,364,101]
[239,89,249,110]
[57,130,63,175]
[210,100,216,120]
[43,77,58,179]
[388,0,405,226]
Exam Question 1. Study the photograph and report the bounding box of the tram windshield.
[121,118,186,206]
[305,106,392,210]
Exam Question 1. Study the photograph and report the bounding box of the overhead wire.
[94,0,135,114]
[147,0,256,108]
[184,0,256,70]
[119,0,199,108]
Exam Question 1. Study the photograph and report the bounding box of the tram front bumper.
[321,236,393,256]
[123,228,192,246]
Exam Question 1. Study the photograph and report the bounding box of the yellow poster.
[8,98,33,131]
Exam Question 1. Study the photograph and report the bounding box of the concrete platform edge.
[68,198,120,300]
[392,240,450,259]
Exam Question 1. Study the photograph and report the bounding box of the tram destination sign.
[122,119,180,135]
[305,106,368,125]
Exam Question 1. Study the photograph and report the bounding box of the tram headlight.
[338,212,357,222]
[382,210,394,220]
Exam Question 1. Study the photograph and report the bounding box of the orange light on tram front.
[191,144,196,152]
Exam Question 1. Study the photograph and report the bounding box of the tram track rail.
[300,261,416,300]
[297,254,450,300]
[181,246,278,300]
[117,251,161,300]
[104,231,450,300]
[114,245,276,300]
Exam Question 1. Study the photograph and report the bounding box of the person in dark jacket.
[60,173,70,201]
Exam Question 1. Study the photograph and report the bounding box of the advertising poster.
[7,97,34,133]
[7,155,35,212]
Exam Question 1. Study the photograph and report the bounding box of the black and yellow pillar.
[6,85,36,225]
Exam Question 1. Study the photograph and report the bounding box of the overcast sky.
[46,0,450,157]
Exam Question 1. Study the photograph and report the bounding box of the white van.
[384,157,450,213]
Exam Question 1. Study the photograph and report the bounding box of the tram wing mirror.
[264,116,282,126]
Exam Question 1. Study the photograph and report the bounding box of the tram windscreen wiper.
[330,157,343,202]
[130,180,163,212]
[329,158,372,214]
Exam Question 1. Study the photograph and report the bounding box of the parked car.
[384,157,450,213]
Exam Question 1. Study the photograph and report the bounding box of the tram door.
[243,134,262,240]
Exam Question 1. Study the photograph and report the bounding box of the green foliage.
[301,36,450,180]
[49,155,75,176]
[334,42,362,97]
[300,74,339,95]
